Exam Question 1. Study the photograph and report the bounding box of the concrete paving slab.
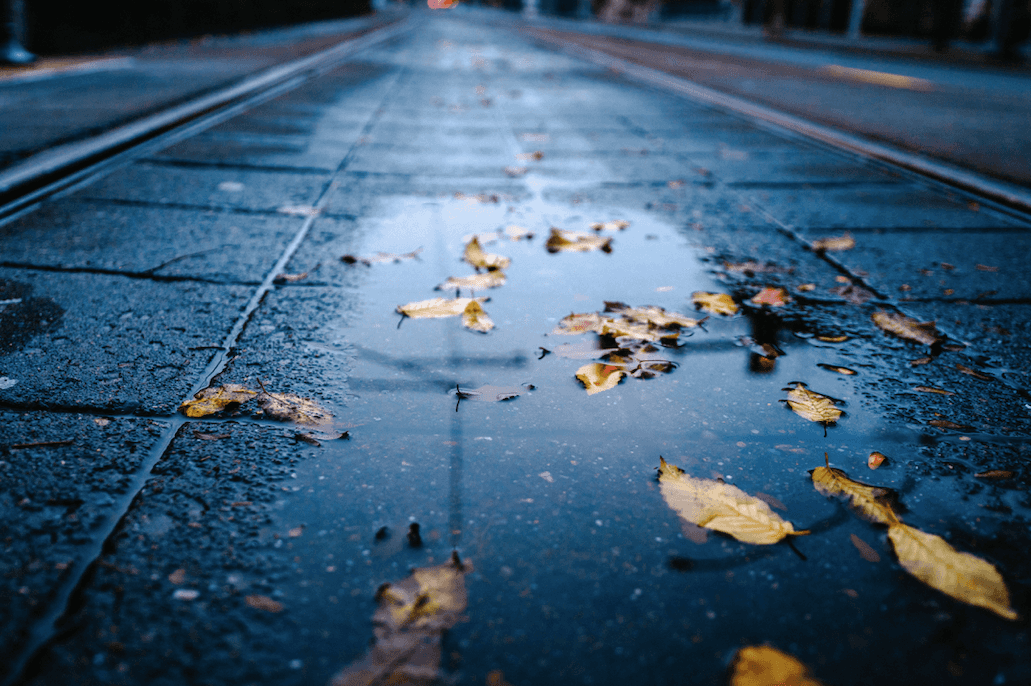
[79,162,331,214]
[0,199,301,283]
[0,270,251,413]
[149,134,355,173]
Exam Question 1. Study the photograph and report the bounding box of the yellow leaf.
[329,552,472,686]
[597,317,669,343]
[179,384,257,418]
[436,271,506,292]
[872,310,940,345]
[461,300,494,333]
[463,237,510,271]
[397,297,488,319]
[658,457,808,545]
[729,645,824,686]
[868,451,887,469]
[810,464,899,525]
[817,363,856,375]
[811,233,855,251]
[603,301,704,329]
[888,523,1017,620]
[575,363,626,395]
[545,228,612,254]
[692,291,738,316]
[783,382,842,429]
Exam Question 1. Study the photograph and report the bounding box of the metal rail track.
[527,28,1031,220]
[0,15,412,223]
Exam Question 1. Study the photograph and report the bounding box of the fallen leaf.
[817,363,856,375]
[515,150,544,161]
[797,283,816,292]
[461,300,495,333]
[545,228,612,254]
[193,431,231,441]
[504,225,534,241]
[910,356,934,366]
[728,645,823,686]
[168,568,186,584]
[328,552,472,686]
[868,451,887,469]
[589,220,630,232]
[914,386,953,395]
[179,384,257,418]
[503,165,528,177]
[436,271,507,292]
[782,382,843,431]
[722,261,782,275]
[830,283,874,305]
[851,533,882,562]
[810,462,899,525]
[398,297,488,320]
[974,470,1015,480]
[342,248,423,266]
[816,334,848,343]
[245,594,284,613]
[256,388,332,428]
[929,419,974,432]
[552,312,603,335]
[464,237,510,271]
[811,233,855,251]
[872,310,940,345]
[575,363,626,395]
[658,457,808,545]
[455,384,528,404]
[956,364,992,381]
[603,302,704,330]
[888,523,1017,620]
[273,271,308,284]
[975,264,998,272]
[692,292,738,316]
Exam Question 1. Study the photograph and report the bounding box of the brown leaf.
[551,312,603,335]
[974,470,1015,480]
[851,533,881,562]
[602,302,704,329]
[575,363,626,395]
[810,463,900,525]
[872,310,940,346]
[245,595,284,613]
[928,419,974,432]
[398,297,488,320]
[436,271,506,292]
[658,457,808,545]
[461,300,494,333]
[956,364,992,381]
[692,291,738,316]
[750,287,790,307]
[830,283,874,304]
[256,389,333,429]
[914,386,954,395]
[329,552,472,686]
[545,228,612,254]
[782,382,843,430]
[868,451,887,469]
[817,363,856,375]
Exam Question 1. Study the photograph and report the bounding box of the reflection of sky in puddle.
[248,175,1029,684]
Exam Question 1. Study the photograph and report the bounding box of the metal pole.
[2,0,34,64]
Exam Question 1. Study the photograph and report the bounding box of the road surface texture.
[1,7,1030,686]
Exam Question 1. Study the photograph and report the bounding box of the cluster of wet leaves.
[178,382,339,440]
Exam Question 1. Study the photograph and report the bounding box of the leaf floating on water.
[692,292,738,316]
[328,552,472,686]
[817,363,857,375]
[888,523,1017,620]
[515,150,544,161]
[273,271,309,284]
[872,310,940,345]
[749,287,790,307]
[179,384,258,418]
[256,388,332,428]
[782,382,843,430]
[436,271,507,292]
[589,220,630,232]
[464,237,510,271]
[729,645,824,686]
[503,225,534,241]
[552,312,603,335]
[868,451,887,469]
[545,228,612,254]
[603,302,704,329]
[658,457,808,545]
[342,248,423,266]
[397,297,488,320]
[462,300,494,333]
[575,363,626,395]
[811,233,855,252]
[455,384,528,403]
[810,463,899,525]
[816,334,849,343]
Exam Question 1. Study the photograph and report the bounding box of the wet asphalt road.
[2,8,1031,686]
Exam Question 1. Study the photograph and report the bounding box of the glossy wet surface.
[2,11,1030,686]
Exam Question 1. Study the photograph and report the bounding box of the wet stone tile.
[0,270,251,413]
[0,412,162,680]
[0,199,301,283]
[79,161,330,213]
[149,134,353,172]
